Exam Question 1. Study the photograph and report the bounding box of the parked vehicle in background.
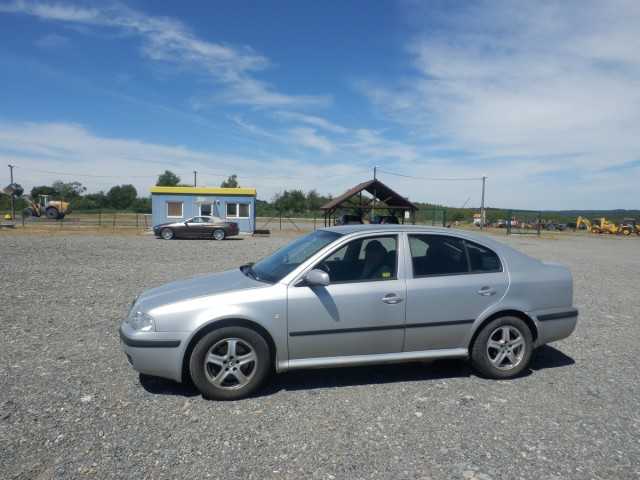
[576,216,638,235]
[153,216,239,240]
[544,223,567,231]
[335,214,363,225]
[371,215,399,224]
[23,195,71,220]
[620,218,640,236]
[120,225,578,400]
[494,219,507,228]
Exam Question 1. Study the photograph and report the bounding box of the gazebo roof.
[321,179,418,212]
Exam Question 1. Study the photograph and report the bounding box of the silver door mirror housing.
[301,268,330,287]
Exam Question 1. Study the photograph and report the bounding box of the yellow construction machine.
[576,216,639,235]
[23,195,71,220]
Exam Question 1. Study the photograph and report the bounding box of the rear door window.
[408,235,469,277]
[465,240,502,272]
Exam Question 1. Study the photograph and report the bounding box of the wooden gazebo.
[320,179,418,226]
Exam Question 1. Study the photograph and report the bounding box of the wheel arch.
[468,309,538,351]
[181,318,277,383]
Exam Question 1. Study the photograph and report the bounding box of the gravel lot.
[1,231,639,479]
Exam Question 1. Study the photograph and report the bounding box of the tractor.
[23,195,71,220]
[620,218,640,236]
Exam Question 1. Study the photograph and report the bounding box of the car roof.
[320,224,460,235]
[318,224,532,261]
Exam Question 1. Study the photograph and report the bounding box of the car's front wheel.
[470,316,533,379]
[160,228,174,240]
[189,326,271,400]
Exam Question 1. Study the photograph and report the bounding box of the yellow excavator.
[576,216,639,235]
[23,195,71,220]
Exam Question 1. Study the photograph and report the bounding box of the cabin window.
[166,201,183,218]
[226,202,250,219]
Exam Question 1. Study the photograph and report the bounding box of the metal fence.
[17,212,152,230]
[506,210,542,235]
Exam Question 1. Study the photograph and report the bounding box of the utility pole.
[373,166,377,180]
[193,170,197,187]
[8,164,15,220]
[480,175,487,230]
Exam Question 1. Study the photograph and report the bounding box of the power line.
[377,168,483,181]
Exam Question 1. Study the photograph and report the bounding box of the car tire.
[213,229,225,241]
[470,316,533,379]
[160,228,174,240]
[189,326,271,400]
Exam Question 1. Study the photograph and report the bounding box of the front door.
[404,234,508,351]
[287,234,406,359]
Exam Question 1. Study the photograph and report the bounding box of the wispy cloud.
[34,32,70,49]
[273,111,348,134]
[288,127,335,154]
[1,0,329,108]
[362,0,640,174]
[0,121,367,198]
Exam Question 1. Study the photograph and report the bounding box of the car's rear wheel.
[213,229,225,241]
[160,228,174,240]
[470,316,533,379]
[189,326,270,400]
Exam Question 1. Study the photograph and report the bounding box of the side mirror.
[300,268,330,287]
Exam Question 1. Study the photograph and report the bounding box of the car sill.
[277,348,468,372]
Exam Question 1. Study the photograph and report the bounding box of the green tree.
[220,174,239,188]
[52,180,86,199]
[72,191,109,210]
[132,197,151,213]
[274,189,307,213]
[30,185,57,199]
[156,170,181,186]
[107,184,138,210]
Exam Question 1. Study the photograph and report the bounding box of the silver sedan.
[120,225,578,400]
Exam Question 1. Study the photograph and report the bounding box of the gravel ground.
[1,231,639,480]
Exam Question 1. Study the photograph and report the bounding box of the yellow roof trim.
[150,186,256,196]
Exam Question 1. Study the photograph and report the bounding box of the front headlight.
[126,310,155,332]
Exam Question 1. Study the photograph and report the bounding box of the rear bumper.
[119,323,188,382]
[532,308,578,345]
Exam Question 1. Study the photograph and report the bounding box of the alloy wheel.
[213,229,225,241]
[203,338,257,389]
[486,326,525,371]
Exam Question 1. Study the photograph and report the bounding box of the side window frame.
[408,234,470,278]
[463,239,503,274]
[408,234,504,278]
[313,234,400,285]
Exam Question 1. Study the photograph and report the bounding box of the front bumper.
[119,323,189,382]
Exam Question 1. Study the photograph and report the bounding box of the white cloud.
[362,0,640,177]
[273,111,348,134]
[34,33,70,49]
[1,0,328,108]
[0,121,366,199]
[288,127,335,154]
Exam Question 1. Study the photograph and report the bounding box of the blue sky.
[1,0,639,209]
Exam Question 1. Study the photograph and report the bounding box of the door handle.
[382,294,403,304]
[477,286,496,296]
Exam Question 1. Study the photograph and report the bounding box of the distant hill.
[413,202,640,224]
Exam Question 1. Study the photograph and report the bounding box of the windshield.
[250,230,342,283]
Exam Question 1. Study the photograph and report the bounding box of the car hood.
[135,268,267,311]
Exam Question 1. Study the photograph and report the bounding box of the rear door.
[403,234,507,351]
